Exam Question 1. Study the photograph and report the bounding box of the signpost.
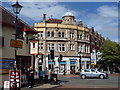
[10,39,23,48]
[9,70,21,90]
[91,50,97,66]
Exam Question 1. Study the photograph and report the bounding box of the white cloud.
[2,2,118,42]
[97,5,118,18]
[20,2,78,22]
[82,5,118,42]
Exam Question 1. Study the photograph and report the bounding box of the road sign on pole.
[9,70,21,90]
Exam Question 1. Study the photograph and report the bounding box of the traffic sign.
[4,81,10,89]
[9,70,21,90]
[10,39,23,48]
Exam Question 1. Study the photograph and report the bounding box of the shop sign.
[10,39,23,48]
[91,53,96,65]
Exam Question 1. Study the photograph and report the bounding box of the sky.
[1,1,119,43]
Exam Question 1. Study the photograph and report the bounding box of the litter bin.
[50,74,57,85]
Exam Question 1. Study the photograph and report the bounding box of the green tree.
[100,38,119,71]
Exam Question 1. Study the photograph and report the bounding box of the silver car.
[80,69,108,79]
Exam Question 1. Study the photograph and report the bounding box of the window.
[39,43,43,50]
[91,69,96,72]
[48,31,50,37]
[51,44,54,50]
[2,37,4,47]
[78,32,82,40]
[38,31,43,37]
[84,69,90,72]
[51,32,54,37]
[85,45,89,53]
[84,34,89,40]
[59,44,65,51]
[70,32,74,38]
[80,34,82,39]
[48,43,54,51]
[58,32,61,37]
[62,32,65,37]
[70,44,74,50]
[78,44,83,52]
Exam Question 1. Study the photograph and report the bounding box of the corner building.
[34,12,102,74]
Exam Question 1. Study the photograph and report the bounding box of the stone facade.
[34,12,104,74]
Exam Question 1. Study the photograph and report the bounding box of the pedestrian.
[44,67,49,83]
[26,67,30,87]
[63,69,66,75]
[28,66,34,88]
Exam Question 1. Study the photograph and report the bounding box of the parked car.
[80,69,108,79]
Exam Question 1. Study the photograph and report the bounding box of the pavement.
[21,83,61,90]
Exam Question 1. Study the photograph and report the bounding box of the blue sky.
[2,1,118,42]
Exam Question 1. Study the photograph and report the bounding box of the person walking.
[26,67,30,87]
[28,66,34,88]
[63,69,66,75]
[44,67,49,83]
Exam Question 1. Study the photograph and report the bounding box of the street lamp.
[78,51,82,71]
[12,1,22,90]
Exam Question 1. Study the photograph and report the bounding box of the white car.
[80,69,108,79]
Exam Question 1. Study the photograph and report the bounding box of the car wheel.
[99,74,104,79]
[81,75,86,79]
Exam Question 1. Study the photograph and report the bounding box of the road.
[1,74,119,90]
[55,74,119,89]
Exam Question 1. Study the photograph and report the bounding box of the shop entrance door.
[70,66,75,74]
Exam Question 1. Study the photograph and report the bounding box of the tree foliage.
[100,38,120,65]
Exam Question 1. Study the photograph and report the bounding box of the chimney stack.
[43,14,46,22]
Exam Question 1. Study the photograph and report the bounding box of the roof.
[1,6,37,34]
[46,18,62,24]
[64,12,74,16]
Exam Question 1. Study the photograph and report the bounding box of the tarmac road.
[55,74,119,89]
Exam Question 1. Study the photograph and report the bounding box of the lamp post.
[12,1,22,90]
[78,51,82,71]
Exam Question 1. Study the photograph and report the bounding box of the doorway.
[70,66,75,74]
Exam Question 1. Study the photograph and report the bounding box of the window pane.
[51,32,54,37]
[58,32,61,37]
[48,32,50,37]
[62,32,64,37]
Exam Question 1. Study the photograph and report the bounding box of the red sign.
[9,70,21,90]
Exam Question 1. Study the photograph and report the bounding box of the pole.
[79,55,81,71]
[13,14,18,90]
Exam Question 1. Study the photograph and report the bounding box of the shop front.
[16,56,31,74]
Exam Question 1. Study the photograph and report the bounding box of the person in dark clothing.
[44,67,49,83]
[26,68,30,87]
[27,66,34,88]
